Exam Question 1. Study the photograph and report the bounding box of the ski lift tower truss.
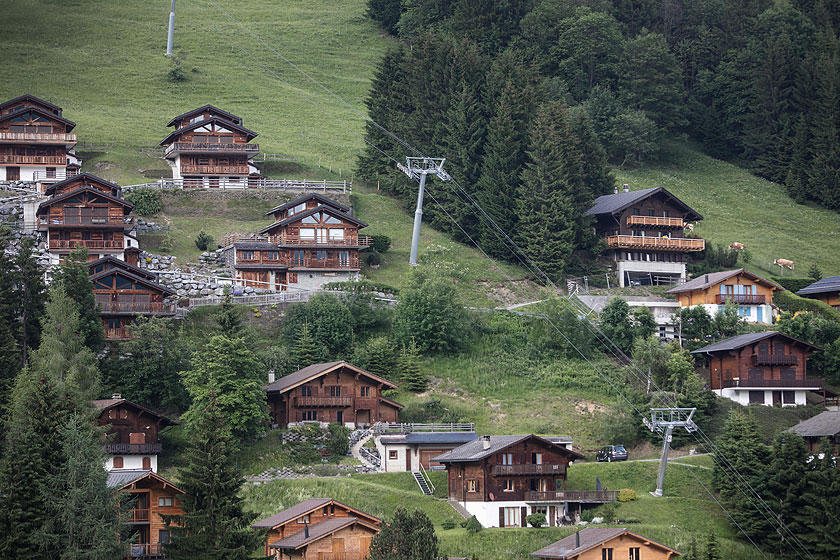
[397,157,450,266]
[644,408,697,497]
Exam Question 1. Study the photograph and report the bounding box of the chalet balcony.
[238,256,291,267]
[33,168,78,181]
[493,464,566,476]
[715,294,766,305]
[605,235,705,251]
[124,543,164,559]
[95,297,176,316]
[164,142,259,157]
[105,443,163,454]
[49,239,123,250]
[626,215,685,228]
[354,397,378,410]
[180,164,250,175]
[0,131,77,145]
[752,354,799,366]
[127,509,150,523]
[0,154,66,165]
[40,215,134,228]
[525,490,618,503]
[294,396,353,407]
[313,554,368,560]
[274,234,372,248]
[721,378,821,389]
[290,255,360,269]
[105,327,132,341]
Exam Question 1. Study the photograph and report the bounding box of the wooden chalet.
[36,173,139,265]
[93,395,177,473]
[263,361,402,429]
[433,435,601,528]
[666,269,782,325]
[586,185,704,287]
[797,276,840,309]
[87,256,176,340]
[160,105,259,188]
[692,331,822,406]
[0,94,80,184]
[107,469,184,559]
[785,411,840,455]
[531,527,681,560]
[252,498,381,560]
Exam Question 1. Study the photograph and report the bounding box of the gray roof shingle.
[531,528,680,559]
[379,432,479,445]
[432,435,583,463]
[252,498,332,529]
[266,194,350,216]
[586,187,702,221]
[785,411,840,438]
[690,331,820,355]
[262,361,397,394]
[268,517,371,550]
[666,269,780,294]
[106,469,150,489]
[797,276,840,296]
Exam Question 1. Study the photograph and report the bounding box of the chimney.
[613,186,618,194]
[705,274,709,283]
[481,435,491,450]
[304,521,309,539]
[622,183,629,193]
[575,529,580,548]
[267,369,275,384]
[111,393,122,399]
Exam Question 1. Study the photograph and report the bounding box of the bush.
[326,423,350,458]
[526,513,546,528]
[194,230,214,251]
[158,232,174,253]
[771,277,816,293]
[167,64,186,82]
[392,271,469,353]
[580,508,595,522]
[618,488,637,502]
[463,516,482,534]
[774,290,840,322]
[125,188,163,216]
[599,503,617,523]
[366,249,382,266]
[370,234,391,253]
[441,520,456,530]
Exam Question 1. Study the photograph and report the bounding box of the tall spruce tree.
[53,246,105,354]
[399,337,426,392]
[215,294,243,338]
[291,322,319,370]
[367,508,438,560]
[11,237,45,363]
[763,432,809,552]
[796,439,840,557]
[0,235,19,412]
[164,392,262,560]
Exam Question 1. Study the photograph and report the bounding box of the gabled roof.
[267,517,379,550]
[166,105,242,127]
[266,194,350,216]
[531,528,681,559]
[797,276,840,296]
[263,361,398,394]
[44,173,121,196]
[586,186,702,221]
[37,186,133,214]
[0,94,63,115]
[666,269,782,294]
[88,256,158,280]
[379,432,478,446]
[252,498,380,530]
[0,104,76,130]
[92,397,177,426]
[432,434,584,463]
[259,205,367,234]
[159,116,257,146]
[89,268,176,295]
[106,470,184,494]
[785,411,840,438]
[690,331,822,355]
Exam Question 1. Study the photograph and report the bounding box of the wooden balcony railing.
[33,168,78,181]
[627,215,685,228]
[105,327,132,340]
[124,543,163,558]
[180,164,249,175]
[238,256,291,267]
[354,397,378,410]
[105,443,163,454]
[165,142,258,156]
[605,235,705,251]
[721,378,820,389]
[94,298,176,315]
[0,131,76,144]
[525,490,618,503]
[316,553,368,560]
[715,294,766,305]
[0,154,66,165]
[41,215,133,227]
[294,396,353,407]
[290,256,360,269]
[127,509,150,523]
[274,234,372,248]
[49,239,123,250]
[753,354,798,366]
[493,464,566,476]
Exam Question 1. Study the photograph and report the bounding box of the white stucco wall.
[719,388,809,407]
[291,271,358,291]
[104,454,158,473]
[616,260,686,287]
[458,501,564,528]
[380,442,410,472]
[694,303,774,325]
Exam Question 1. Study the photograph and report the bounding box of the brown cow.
[774,258,794,270]
[729,242,745,251]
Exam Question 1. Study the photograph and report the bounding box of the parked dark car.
[596,445,628,462]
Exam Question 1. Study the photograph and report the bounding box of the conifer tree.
[11,237,45,362]
[164,392,262,560]
[357,336,397,379]
[215,294,243,338]
[291,322,319,370]
[0,236,19,411]
[798,439,840,557]
[703,532,721,560]
[53,246,105,353]
[399,338,426,392]
[763,432,809,551]
[367,508,438,560]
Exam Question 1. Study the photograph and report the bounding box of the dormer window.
[288,203,306,217]
[297,514,311,524]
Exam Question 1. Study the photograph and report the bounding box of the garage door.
[420,449,448,469]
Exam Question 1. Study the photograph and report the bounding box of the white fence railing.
[122,178,351,192]
[376,422,476,433]
[32,170,76,181]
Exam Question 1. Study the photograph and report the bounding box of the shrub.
[618,488,637,502]
[774,290,840,322]
[366,249,382,266]
[311,463,339,477]
[370,234,391,253]
[392,271,469,353]
[441,520,456,530]
[326,423,350,458]
[194,230,214,251]
[580,508,595,522]
[526,513,546,528]
[167,64,186,82]
[599,503,617,523]
[158,233,174,253]
[463,516,482,534]
[771,277,815,293]
[125,187,163,216]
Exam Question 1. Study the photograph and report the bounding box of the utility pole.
[643,408,697,497]
[166,0,176,56]
[396,157,450,266]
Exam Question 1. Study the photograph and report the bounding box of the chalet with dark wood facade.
[224,193,369,291]
[433,435,599,528]
[107,469,184,559]
[160,105,259,188]
[87,256,176,340]
[531,527,681,560]
[797,276,840,310]
[666,269,781,325]
[785,411,840,455]
[263,361,402,429]
[0,94,80,184]
[36,173,139,265]
[94,395,176,473]
[252,498,381,560]
[586,185,704,287]
[692,331,822,407]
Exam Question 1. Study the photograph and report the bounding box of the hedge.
[771,276,815,293]
[773,290,840,322]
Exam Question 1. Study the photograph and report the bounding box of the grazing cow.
[774,258,794,270]
[729,242,745,251]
